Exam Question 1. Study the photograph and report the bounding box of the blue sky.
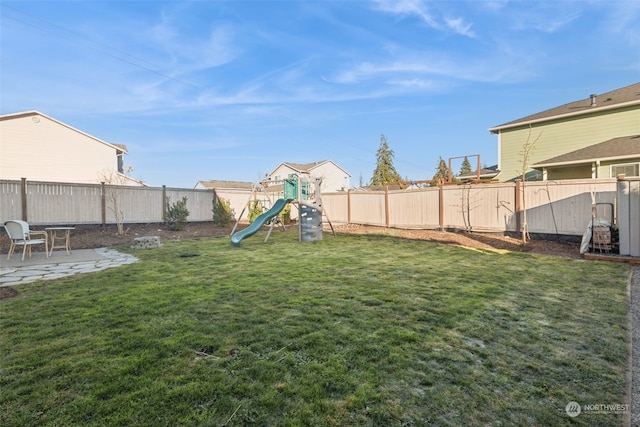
[2,1,639,188]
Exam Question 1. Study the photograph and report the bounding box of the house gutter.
[489,100,640,133]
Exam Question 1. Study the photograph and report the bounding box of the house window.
[117,153,124,173]
[610,162,640,178]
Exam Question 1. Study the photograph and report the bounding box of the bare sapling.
[98,170,128,236]
[518,126,542,245]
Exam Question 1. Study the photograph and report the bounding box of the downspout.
[496,131,502,176]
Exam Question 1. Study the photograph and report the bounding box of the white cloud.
[147,19,240,75]
[372,0,475,38]
[603,0,640,46]
[385,78,435,90]
[373,0,440,29]
[506,4,581,33]
[445,17,476,38]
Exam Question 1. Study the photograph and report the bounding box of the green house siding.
[498,105,640,181]
[546,164,592,180]
[602,158,640,178]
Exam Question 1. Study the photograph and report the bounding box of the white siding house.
[265,160,351,192]
[0,110,143,186]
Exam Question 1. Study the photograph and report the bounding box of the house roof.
[0,110,128,154]
[458,165,500,180]
[196,180,253,189]
[269,160,351,178]
[532,135,640,168]
[284,161,327,172]
[489,82,640,133]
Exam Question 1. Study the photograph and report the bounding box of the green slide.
[231,198,290,247]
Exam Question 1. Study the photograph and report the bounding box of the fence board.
[0,181,21,221]
[27,182,102,224]
[467,184,516,232]
[349,191,386,225]
[388,188,440,229]
[322,192,349,224]
[523,179,616,235]
[165,188,214,222]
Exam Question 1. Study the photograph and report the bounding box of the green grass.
[0,229,631,426]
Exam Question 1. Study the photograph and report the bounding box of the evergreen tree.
[459,156,472,176]
[431,156,449,184]
[371,134,402,185]
[358,173,366,188]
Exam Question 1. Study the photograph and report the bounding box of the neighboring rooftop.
[283,161,328,172]
[195,180,253,189]
[490,82,640,132]
[458,165,500,181]
[533,135,640,167]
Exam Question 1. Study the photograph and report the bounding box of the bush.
[280,204,292,224]
[212,197,233,226]
[248,200,263,223]
[166,196,190,231]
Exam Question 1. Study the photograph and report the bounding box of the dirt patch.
[0,287,18,300]
[334,224,582,259]
[0,222,234,255]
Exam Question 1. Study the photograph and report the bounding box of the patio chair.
[4,220,49,261]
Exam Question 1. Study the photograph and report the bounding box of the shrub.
[280,203,292,224]
[248,200,263,223]
[212,197,233,226]
[166,196,190,231]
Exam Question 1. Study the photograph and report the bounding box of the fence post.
[438,180,444,231]
[515,180,522,235]
[21,177,28,222]
[101,182,106,225]
[385,187,390,227]
[162,185,167,223]
[347,189,351,224]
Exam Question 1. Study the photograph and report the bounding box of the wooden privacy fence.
[0,179,216,225]
[1,178,619,237]
[316,179,617,236]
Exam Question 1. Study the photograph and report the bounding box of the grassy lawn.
[0,228,631,426]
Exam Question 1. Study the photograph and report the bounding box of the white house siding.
[267,164,297,183]
[0,112,138,185]
[265,161,351,193]
[309,162,350,192]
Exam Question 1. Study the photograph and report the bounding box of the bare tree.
[518,126,542,245]
[98,170,128,236]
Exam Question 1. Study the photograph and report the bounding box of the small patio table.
[46,227,75,256]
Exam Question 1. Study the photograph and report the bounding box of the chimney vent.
[590,94,597,107]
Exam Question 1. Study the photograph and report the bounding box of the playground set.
[230,174,334,247]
